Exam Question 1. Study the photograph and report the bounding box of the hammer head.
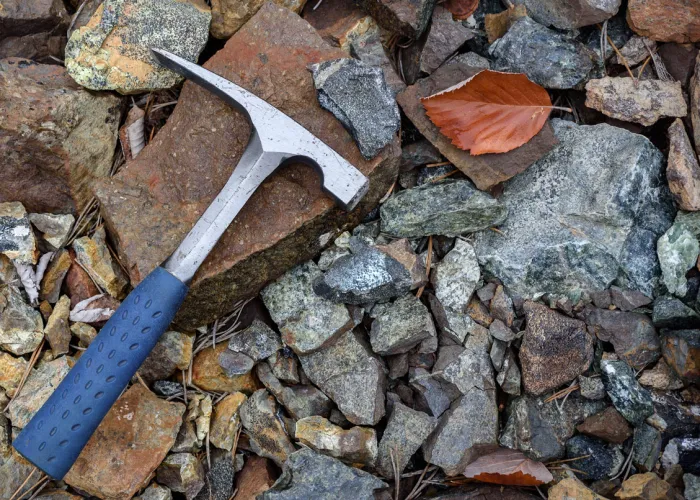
[151,48,369,211]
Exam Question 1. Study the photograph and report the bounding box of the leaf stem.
[545,106,573,113]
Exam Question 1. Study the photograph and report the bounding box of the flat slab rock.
[396,56,558,191]
[474,119,675,300]
[511,0,621,30]
[627,0,700,43]
[94,3,400,329]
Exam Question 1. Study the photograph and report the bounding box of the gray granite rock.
[260,447,387,500]
[489,319,516,342]
[0,286,43,355]
[490,17,601,89]
[500,394,607,461]
[299,330,386,425]
[658,223,699,297]
[313,238,413,304]
[312,58,400,160]
[256,363,332,420]
[0,202,36,264]
[601,360,655,426]
[239,389,296,466]
[511,0,621,29]
[136,483,173,500]
[420,6,474,74]
[350,24,406,96]
[410,367,460,418]
[227,319,281,362]
[381,180,507,238]
[439,325,494,396]
[428,293,477,345]
[490,338,508,371]
[566,435,621,480]
[28,213,74,250]
[261,262,353,355]
[684,473,700,500]
[578,375,606,400]
[267,348,300,384]
[474,120,675,300]
[370,294,436,355]
[218,350,255,376]
[153,380,183,398]
[375,402,436,478]
[633,423,663,472]
[430,239,480,313]
[497,348,521,395]
[653,296,700,329]
[355,0,435,38]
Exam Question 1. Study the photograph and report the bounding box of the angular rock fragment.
[577,407,632,444]
[662,330,700,383]
[136,483,173,500]
[1,59,121,214]
[616,473,679,500]
[632,423,663,472]
[209,392,247,451]
[370,295,436,355]
[256,363,333,420]
[0,446,35,500]
[218,350,255,376]
[578,375,606,400]
[585,77,687,126]
[95,4,400,329]
[601,360,655,426]
[428,293,477,345]
[0,286,43,356]
[627,0,700,43]
[191,344,259,393]
[267,348,300,384]
[0,0,68,37]
[66,0,210,94]
[312,58,400,160]
[261,262,353,355]
[497,348,521,395]
[0,351,26,397]
[663,437,700,475]
[653,296,700,330]
[376,238,427,289]
[376,403,435,478]
[439,325,494,396]
[0,32,67,61]
[211,0,306,39]
[381,180,507,238]
[64,385,185,499]
[430,239,480,313]
[613,36,656,66]
[0,202,36,264]
[355,0,435,38]
[39,250,72,304]
[303,0,374,51]
[566,435,622,481]
[195,448,235,500]
[228,319,281,362]
[72,228,128,299]
[474,120,675,299]
[639,358,684,391]
[65,253,100,307]
[295,416,377,466]
[156,454,206,500]
[490,17,600,89]
[511,0,621,29]
[234,455,277,500]
[658,224,699,297]
[350,24,406,96]
[420,6,474,74]
[240,389,296,466]
[138,330,193,383]
[520,302,593,395]
[44,295,70,356]
[299,330,386,425]
[260,447,386,499]
[28,213,74,250]
[410,367,460,417]
[586,308,660,370]
[611,286,653,311]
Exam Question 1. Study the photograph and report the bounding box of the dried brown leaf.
[422,70,552,155]
[463,448,554,486]
[442,0,479,20]
[485,5,527,43]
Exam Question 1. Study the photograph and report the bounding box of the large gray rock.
[658,223,700,297]
[260,448,387,500]
[369,295,436,355]
[430,239,480,313]
[490,16,601,89]
[474,120,675,299]
[601,360,654,426]
[512,0,621,29]
[0,286,43,355]
[381,180,507,238]
[312,58,399,160]
[299,330,386,425]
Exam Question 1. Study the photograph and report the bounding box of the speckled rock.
[661,330,700,383]
[633,423,663,473]
[577,407,632,444]
[685,474,700,500]
[616,473,680,499]
[40,250,72,304]
[497,348,522,395]
[256,362,333,420]
[585,77,687,126]
[627,0,700,43]
[663,437,700,475]
[28,213,74,250]
[419,6,474,74]
[349,22,406,96]
[658,224,700,297]
[579,375,606,400]
[428,293,479,345]
[218,350,255,376]
[490,16,601,89]
[65,0,211,94]
[474,120,675,299]
[65,385,185,499]
[585,308,660,370]
[156,453,206,500]
[240,389,296,466]
[430,239,480,313]
[209,392,246,451]
[0,202,36,264]
[376,238,427,289]
[191,344,260,393]
[612,36,657,66]
[261,262,353,355]
[0,351,26,397]
[295,416,377,466]
[550,478,607,500]
[195,448,235,500]
[639,358,684,390]
[668,119,700,212]
[410,366,461,417]
[381,180,507,238]
[313,238,414,304]
[299,330,386,426]
[44,295,70,356]
[138,330,193,384]
[72,228,128,299]
[652,296,700,330]
[227,319,281,362]
[211,0,306,39]
[369,295,436,355]
[520,302,594,395]
[438,324,495,397]
[566,435,622,481]
[136,483,173,500]
[601,360,655,426]
[0,286,44,355]
[311,58,400,160]
[267,348,300,384]
[355,0,435,38]
[0,446,36,500]
[511,0,621,29]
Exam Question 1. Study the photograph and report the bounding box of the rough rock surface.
[601,360,655,426]
[65,0,211,94]
[0,286,44,355]
[585,77,687,126]
[658,224,699,297]
[138,330,193,383]
[240,389,296,466]
[260,448,387,499]
[191,344,259,393]
[0,351,26,397]
[209,392,247,451]
[419,6,474,74]
[0,202,36,264]
[520,302,594,395]
[72,228,128,299]
[577,407,632,444]
[29,213,74,250]
[0,58,121,214]
[474,120,675,299]
[64,385,185,499]
[95,4,400,329]
[0,447,36,500]
[667,119,700,212]
[295,416,377,465]
[0,0,68,37]
[652,295,700,330]
[299,330,386,425]
[627,0,700,43]
[211,0,307,39]
[549,478,607,500]
[370,295,436,355]
[662,330,700,383]
[566,435,621,481]
[256,363,333,420]
[312,58,400,160]
[490,16,601,89]
[44,295,71,356]
[639,358,684,390]
[430,239,480,313]
[227,319,281,362]
[381,180,507,238]
[156,453,205,500]
[261,262,353,354]
[355,0,435,38]
[396,56,558,191]
[350,23,406,96]
[511,0,621,29]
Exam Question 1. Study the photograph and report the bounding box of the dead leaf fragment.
[463,448,554,486]
[422,70,553,155]
[485,5,527,43]
[443,0,479,20]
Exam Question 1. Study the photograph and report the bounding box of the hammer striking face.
[12,48,369,480]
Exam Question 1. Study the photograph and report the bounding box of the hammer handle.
[12,267,188,479]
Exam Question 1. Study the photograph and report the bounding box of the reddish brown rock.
[0,0,68,37]
[627,0,700,43]
[691,55,700,158]
[94,4,400,329]
[396,56,558,191]
[64,250,100,308]
[577,407,633,444]
[303,0,374,50]
[661,330,700,383]
[0,32,66,61]
[234,455,277,500]
[657,43,698,86]
[64,385,185,499]
[0,59,121,214]
[39,249,72,304]
[667,119,700,211]
[191,343,260,393]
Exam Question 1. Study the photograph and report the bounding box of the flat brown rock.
[577,406,632,444]
[64,385,185,499]
[396,59,558,191]
[303,0,372,50]
[691,54,700,158]
[627,0,700,43]
[95,3,400,329]
[667,119,700,211]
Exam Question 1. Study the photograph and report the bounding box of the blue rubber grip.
[12,267,188,479]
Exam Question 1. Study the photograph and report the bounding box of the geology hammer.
[13,49,369,479]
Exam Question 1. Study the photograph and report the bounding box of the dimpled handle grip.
[13,267,188,479]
